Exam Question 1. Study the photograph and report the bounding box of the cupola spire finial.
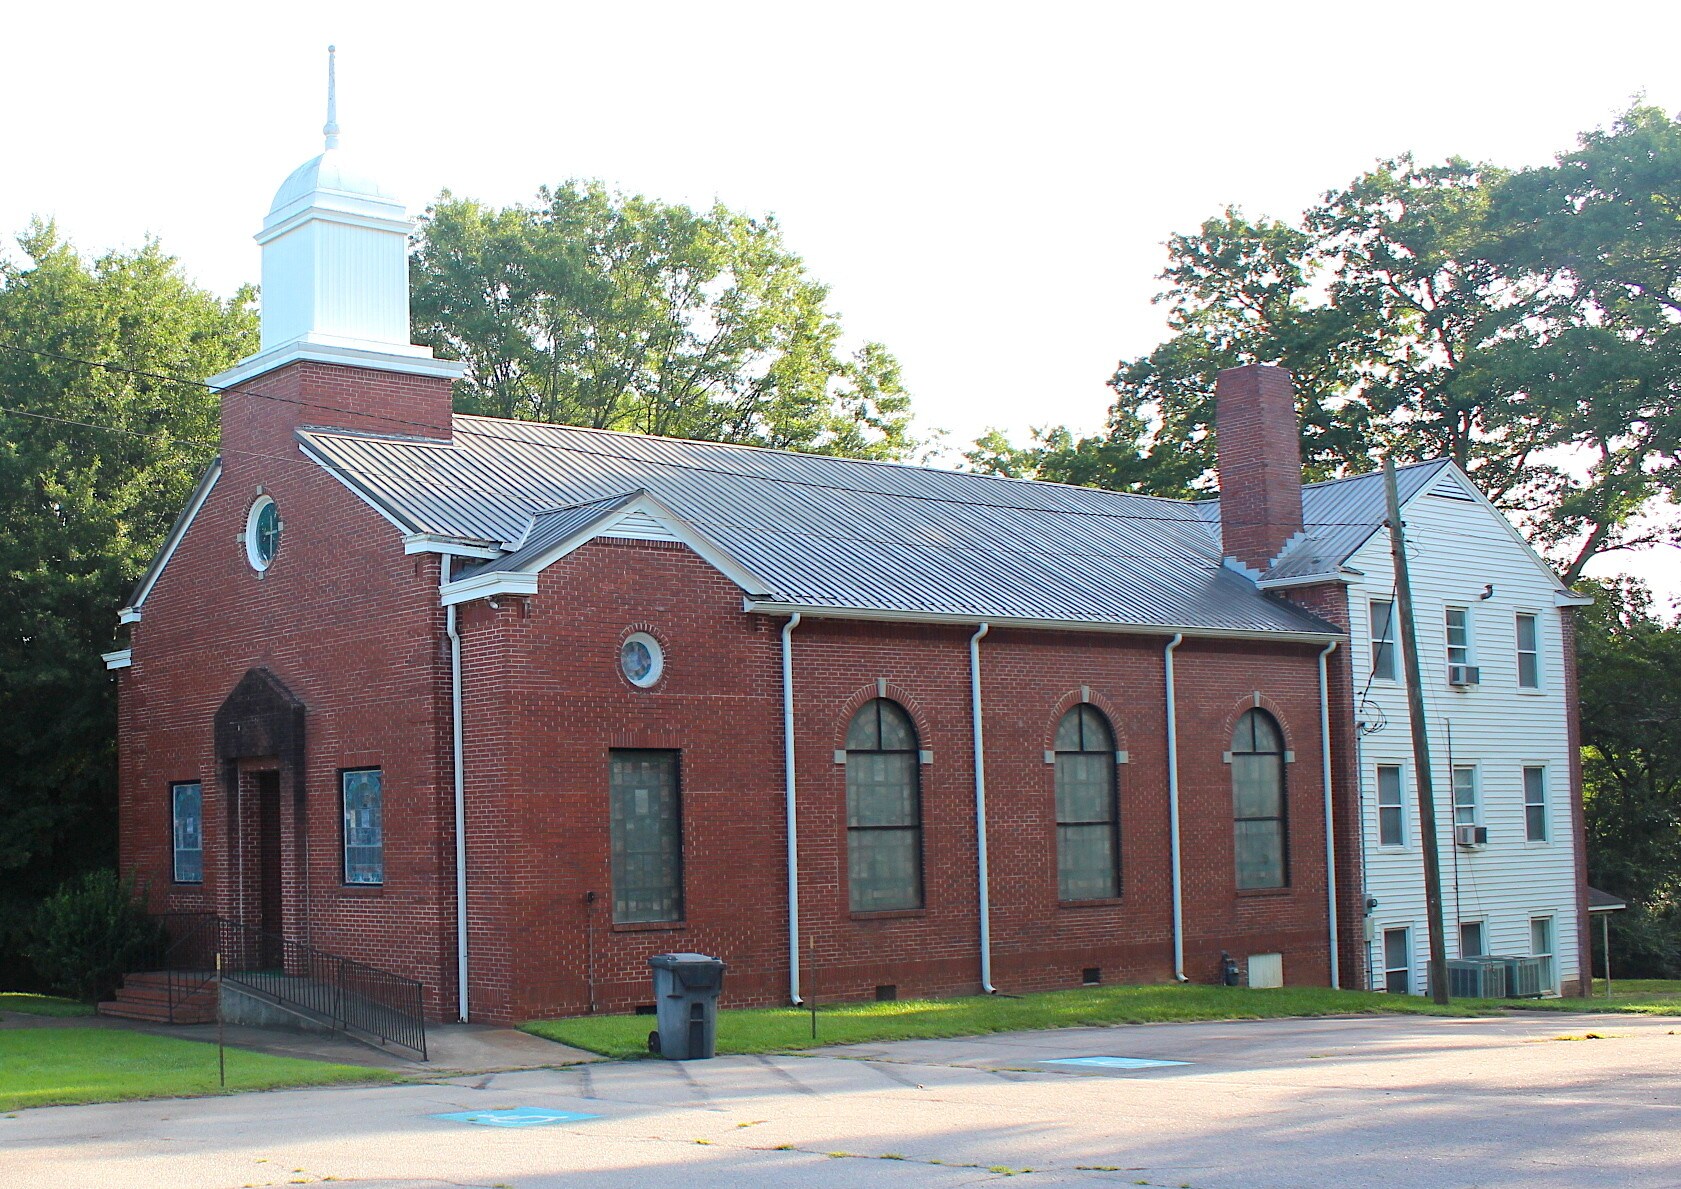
[323,45,340,150]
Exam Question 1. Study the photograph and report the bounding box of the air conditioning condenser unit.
[1448,664,1481,687]
[1455,824,1488,848]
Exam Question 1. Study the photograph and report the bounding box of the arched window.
[845,699,922,911]
[1231,709,1288,889]
[1054,704,1120,900]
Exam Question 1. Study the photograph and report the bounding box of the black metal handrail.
[144,913,428,1060]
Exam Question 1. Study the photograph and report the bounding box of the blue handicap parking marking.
[433,1107,601,1127]
[1044,1056,1191,1070]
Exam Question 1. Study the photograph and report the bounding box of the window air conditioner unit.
[1454,824,1488,848]
[1448,664,1481,687]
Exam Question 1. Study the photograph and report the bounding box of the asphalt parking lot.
[6,1012,1680,1188]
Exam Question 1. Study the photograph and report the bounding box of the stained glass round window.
[620,632,664,687]
[245,495,281,572]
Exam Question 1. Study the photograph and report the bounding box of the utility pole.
[1385,458,1450,1005]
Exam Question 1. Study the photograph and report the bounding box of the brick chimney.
[1215,363,1303,574]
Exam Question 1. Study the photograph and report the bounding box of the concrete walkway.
[1,1009,599,1074]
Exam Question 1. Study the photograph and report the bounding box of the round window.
[245,495,281,571]
[619,632,664,688]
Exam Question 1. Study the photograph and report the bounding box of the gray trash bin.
[647,952,726,1060]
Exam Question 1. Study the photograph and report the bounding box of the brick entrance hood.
[1215,363,1304,574]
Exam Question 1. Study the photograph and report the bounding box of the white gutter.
[741,599,1338,646]
[445,557,470,1022]
[969,622,995,994]
[1318,639,1341,989]
[782,613,803,1005]
[1164,633,1187,982]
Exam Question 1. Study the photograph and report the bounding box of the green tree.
[1577,578,1681,977]
[411,183,915,459]
[985,106,1681,581]
[0,223,255,982]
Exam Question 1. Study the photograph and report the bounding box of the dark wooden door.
[256,771,283,966]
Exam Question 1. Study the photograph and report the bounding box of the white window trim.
[1369,598,1399,683]
[1457,917,1488,959]
[1530,915,1559,995]
[1375,763,1407,848]
[1523,764,1550,845]
[1445,605,1475,671]
[1381,925,1412,995]
[1515,611,1544,693]
[1451,764,1480,829]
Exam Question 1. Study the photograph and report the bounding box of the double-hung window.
[1531,917,1557,993]
[1445,607,1471,669]
[1370,599,1398,681]
[341,768,384,885]
[845,700,923,912]
[609,750,683,923]
[1376,765,1405,847]
[1524,766,1548,842]
[1459,919,1485,958]
[172,781,203,884]
[1054,704,1121,901]
[1516,613,1541,689]
[1383,927,1411,995]
[1451,766,1479,829]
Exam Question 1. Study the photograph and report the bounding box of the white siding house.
[1334,464,1590,994]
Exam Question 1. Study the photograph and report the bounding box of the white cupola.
[212,47,463,390]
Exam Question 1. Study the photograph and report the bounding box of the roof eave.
[741,599,1343,644]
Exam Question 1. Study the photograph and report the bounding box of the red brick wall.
[1282,581,1368,989]
[458,537,1340,1022]
[1561,608,1591,995]
[117,363,457,1018]
[1216,364,1304,572]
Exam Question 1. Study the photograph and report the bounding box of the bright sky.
[4,1,1678,597]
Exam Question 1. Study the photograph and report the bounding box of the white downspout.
[782,613,803,1005]
[1164,633,1187,981]
[969,622,995,993]
[445,558,469,1022]
[1319,640,1341,989]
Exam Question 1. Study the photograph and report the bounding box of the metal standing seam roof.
[1195,460,1455,584]
[296,416,1345,638]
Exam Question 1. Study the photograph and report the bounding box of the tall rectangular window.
[1524,766,1548,842]
[1370,599,1397,681]
[1452,766,1479,828]
[610,750,683,923]
[172,781,203,884]
[1459,919,1485,958]
[1516,613,1541,689]
[1531,916,1556,993]
[1445,607,1471,668]
[1376,765,1405,847]
[341,769,384,885]
[1383,927,1411,995]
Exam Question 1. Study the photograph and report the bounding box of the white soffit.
[121,459,222,623]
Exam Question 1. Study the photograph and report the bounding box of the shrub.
[27,870,165,1002]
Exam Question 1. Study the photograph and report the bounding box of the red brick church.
[108,97,1368,1026]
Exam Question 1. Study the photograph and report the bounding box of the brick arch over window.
[1043,687,1129,755]
[1216,692,1297,757]
[832,680,933,755]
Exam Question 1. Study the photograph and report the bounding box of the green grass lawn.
[0,1029,400,1112]
[522,983,1524,1059]
[0,992,95,1018]
[525,980,1681,1059]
